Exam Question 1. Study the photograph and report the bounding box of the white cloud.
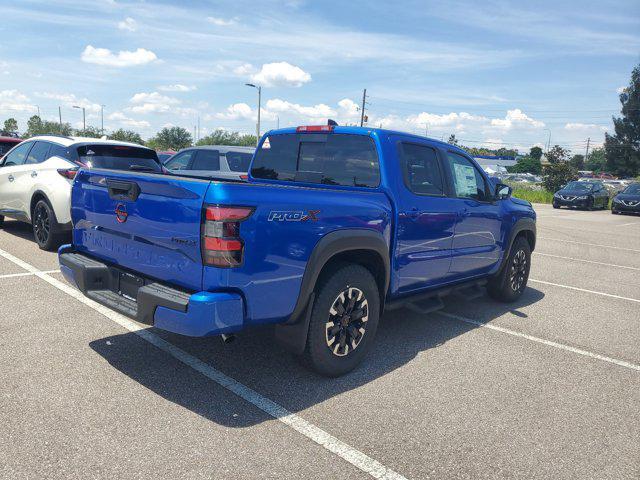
[129,91,180,114]
[250,62,311,87]
[108,111,150,129]
[0,89,35,113]
[117,17,137,32]
[207,16,236,26]
[233,63,255,76]
[158,84,196,92]
[490,109,544,130]
[408,111,487,128]
[616,86,627,94]
[265,99,335,119]
[564,122,608,132]
[81,45,157,67]
[35,92,102,113]
[215,103,256,120]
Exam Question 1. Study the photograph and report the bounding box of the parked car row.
[552,179,640,214]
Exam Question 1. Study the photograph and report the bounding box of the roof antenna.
[327,119,338,126]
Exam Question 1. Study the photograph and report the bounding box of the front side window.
[2,141,33,166]
[191,150,220,171]
[399,143,444,195]
[165,151,194,170]
[78,144,161,172]
[25,141,51,164]
[446,151,488,200]
[251,133,380,188]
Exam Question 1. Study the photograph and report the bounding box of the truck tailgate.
[71,169,211,291]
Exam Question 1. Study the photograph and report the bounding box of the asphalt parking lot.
[1,204,639,480]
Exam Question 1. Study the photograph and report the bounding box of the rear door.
[72,169,211,291]
[391,138,458,293]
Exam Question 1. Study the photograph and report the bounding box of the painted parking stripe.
[0,270,60,279]
[533,252,640,271]
[436,311,640,372]
[537,237,640,253]
[0,247,407,480]
[529,278,640,304]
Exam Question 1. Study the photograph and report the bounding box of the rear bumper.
[58,245,244,337]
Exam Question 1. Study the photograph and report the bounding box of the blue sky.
[0,0,639,153]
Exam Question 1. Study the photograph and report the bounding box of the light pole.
[245,83,261,146]
[100,105,106,135]
[34,105,41,118]
[544,128,551,153]
[73,105,86,133]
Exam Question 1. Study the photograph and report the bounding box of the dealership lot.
[1,204,638,479]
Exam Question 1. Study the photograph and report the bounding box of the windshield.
[226,151,253,172]
[622,183,640,195]
[563,181,594,192]
[77,144,161,172]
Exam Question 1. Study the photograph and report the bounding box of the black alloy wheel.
[325,287,369,357]
[509,249,528,295]
[33,201,51,246]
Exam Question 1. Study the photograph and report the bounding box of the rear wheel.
[304,264,380,377]
[0,215,4,228]
[487,236,531,303]
[32,199,63,251]
[612,209,619,215]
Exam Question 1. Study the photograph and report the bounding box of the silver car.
[163,145,254,180]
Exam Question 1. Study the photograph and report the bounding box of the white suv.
[0,135,160,250]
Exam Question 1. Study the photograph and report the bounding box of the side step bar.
[386,278,487,314]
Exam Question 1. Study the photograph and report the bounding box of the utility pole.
[277,116,280,129]
[58,106,62,127]
[100,105,105,135]
[35,105,41,118]
[584,137,590,164]
[360,88,367,127]
[245,83,261,146]
[73,105,86,133]
[197,115,200,142]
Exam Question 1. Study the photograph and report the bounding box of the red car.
[0,136,22,157]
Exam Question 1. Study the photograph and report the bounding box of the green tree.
[109,129,144,145]
[546,145,569,164]
[75,126,103,138]
[604,64,640,177]
[147,126,192,151]
[510,156,542,174]
[447,134,459,146]
[569,154,585,170]
[585,147,606,172]
[542,163,578,192]
[2,118,18,135]
[24,115,73,138]
[529,146,543,161]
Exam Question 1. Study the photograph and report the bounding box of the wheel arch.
[274,229,390,354]
[29,190,52,223]
[496,217,536,275]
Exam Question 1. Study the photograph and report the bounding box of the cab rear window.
[251,133,380,188]
[77,145,160,172]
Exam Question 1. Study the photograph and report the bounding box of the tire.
[612,209,619,215]
[0,215,4,228]
[552,202,559,209]
[303,264,381,377]
[487,236,532,303]
[586,198,594,211]
[32,199,63,251]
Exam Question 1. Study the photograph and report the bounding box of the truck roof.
[264,125,467,155]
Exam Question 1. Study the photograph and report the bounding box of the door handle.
[31,171,38,178]
[408,207,420,219]
[8,175,14,182]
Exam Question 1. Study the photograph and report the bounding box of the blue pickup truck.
[59,125,536,376]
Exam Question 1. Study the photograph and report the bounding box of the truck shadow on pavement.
[89,287,544,428]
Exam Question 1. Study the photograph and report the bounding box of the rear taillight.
[202,205,253,268]
[240,174,248,180]
[57,168,78,180]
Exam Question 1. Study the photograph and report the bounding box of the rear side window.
[399,143,444,195]
[49,144,70,160]
[77,144,160,172]
[251,133,380,188]
[192,150,220,171]
[225,151,253,172]
[25,141,51,164]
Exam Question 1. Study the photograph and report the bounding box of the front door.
[393,138,459,294]
[442,150,503,277]
[0,141,34,217]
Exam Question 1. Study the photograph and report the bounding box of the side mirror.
[495,183,512,200]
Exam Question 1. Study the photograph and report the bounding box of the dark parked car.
[0,136,22,157]
[553,180,609,210]
[163,145,254,180]
[611,183,640,215]
[156,151,175,163]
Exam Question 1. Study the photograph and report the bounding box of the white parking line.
[537,237,640,253]
[0,247,407,480]
[0,270,60,279]
[533,252,640,271]
[618,222,640,227]
[529,278,640,304]
[436,311,640,372]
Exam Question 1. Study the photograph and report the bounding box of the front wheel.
[304,264,380,377]
[487,236,532,303]
[552,201,559,209]
[0,215,4,228]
